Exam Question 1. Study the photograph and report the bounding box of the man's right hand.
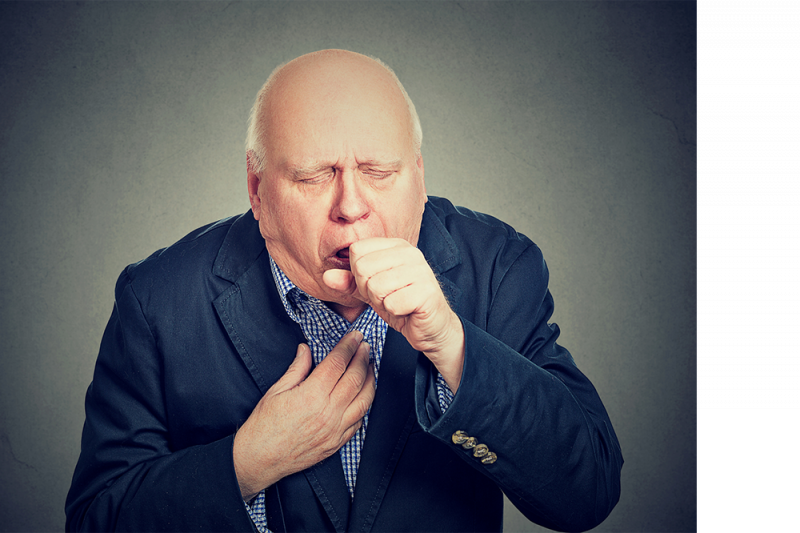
[232,330,375,501]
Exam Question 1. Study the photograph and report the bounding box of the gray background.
[0,1,696,531]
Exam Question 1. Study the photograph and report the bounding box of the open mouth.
[329,246,351,268]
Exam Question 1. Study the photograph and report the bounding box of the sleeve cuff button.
[462,437,477,449]
[473,444,489,458]
[451,430,469,444]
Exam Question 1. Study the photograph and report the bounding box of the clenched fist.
[322,237,465,392]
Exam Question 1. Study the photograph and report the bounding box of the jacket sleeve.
[415,243,623,533]
[65,270,256,532]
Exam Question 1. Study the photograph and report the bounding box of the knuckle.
[355,398,371,417]
[326,353,348,376]
[349,240,364,255]
[341,369,364,394]
[364,279,384,303]
[383,292,404,315]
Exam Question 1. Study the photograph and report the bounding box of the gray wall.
[0,2,696,531]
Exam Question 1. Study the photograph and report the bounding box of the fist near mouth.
[322,237,465,392]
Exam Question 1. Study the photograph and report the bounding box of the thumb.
[322,268,357,294]
[268,343,312,394]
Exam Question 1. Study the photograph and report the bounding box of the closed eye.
[361,169,394,179]
[297,171,334,185]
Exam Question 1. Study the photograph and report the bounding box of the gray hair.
[245,54,423,174]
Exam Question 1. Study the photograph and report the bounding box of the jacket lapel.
[303,458,352,532]
[212,216,304,394]
[211,213,352,532]
[347,328,419,533]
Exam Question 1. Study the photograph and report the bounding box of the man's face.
[248,54,426,310]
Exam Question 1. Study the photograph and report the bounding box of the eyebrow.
[288,161,331,180]
[359,158,403,169]
[288,158,404,180]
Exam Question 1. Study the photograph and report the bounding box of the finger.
[337,418,365,451]
[350,243,423,281]
[330,341,371,407]
[306,330,363,389]
[360,264,423,309]
[342,361,376,428]
[349,247,425,309]
[349,237,408,260]
[382,281,440,317]
[267,343,312,395]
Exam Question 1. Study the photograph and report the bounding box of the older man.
[67,50,622,532]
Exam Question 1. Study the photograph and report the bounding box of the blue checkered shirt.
[244,255,455,532]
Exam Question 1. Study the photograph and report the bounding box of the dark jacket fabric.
[66,196,622,532]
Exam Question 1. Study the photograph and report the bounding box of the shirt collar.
[268,254,382,330]
[268,254,297,299]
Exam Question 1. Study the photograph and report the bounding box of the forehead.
[262,55,415,166]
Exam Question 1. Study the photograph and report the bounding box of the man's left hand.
[323,238,464,392]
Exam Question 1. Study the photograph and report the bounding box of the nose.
[331,170,370,223]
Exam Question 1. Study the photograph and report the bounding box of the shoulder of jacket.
[118,214,241,291]
[426,196,538,261]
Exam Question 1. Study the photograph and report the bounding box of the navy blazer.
[66,196,622,532]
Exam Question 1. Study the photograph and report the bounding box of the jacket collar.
[211,211,267,284]
[418,202,462,307]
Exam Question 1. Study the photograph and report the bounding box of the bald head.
[246,50,422,173]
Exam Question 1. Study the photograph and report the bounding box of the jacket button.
[462,437,477,450]
[481,452,498,465]
[451,431,469,445]
[473,444,489,458]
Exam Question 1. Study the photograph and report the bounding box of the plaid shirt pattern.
[244,255,454,532]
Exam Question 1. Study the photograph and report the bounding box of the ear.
[416,154,427,202]
[246,153,263,220]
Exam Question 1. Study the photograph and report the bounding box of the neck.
[328,301,369,323]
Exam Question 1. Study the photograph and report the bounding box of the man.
[66,50,622,532]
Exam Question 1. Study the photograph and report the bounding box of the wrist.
[423,313,465,392]
[233,426,281,501]
[233,430,259,501]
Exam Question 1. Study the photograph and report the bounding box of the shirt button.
[451,430,469,445]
